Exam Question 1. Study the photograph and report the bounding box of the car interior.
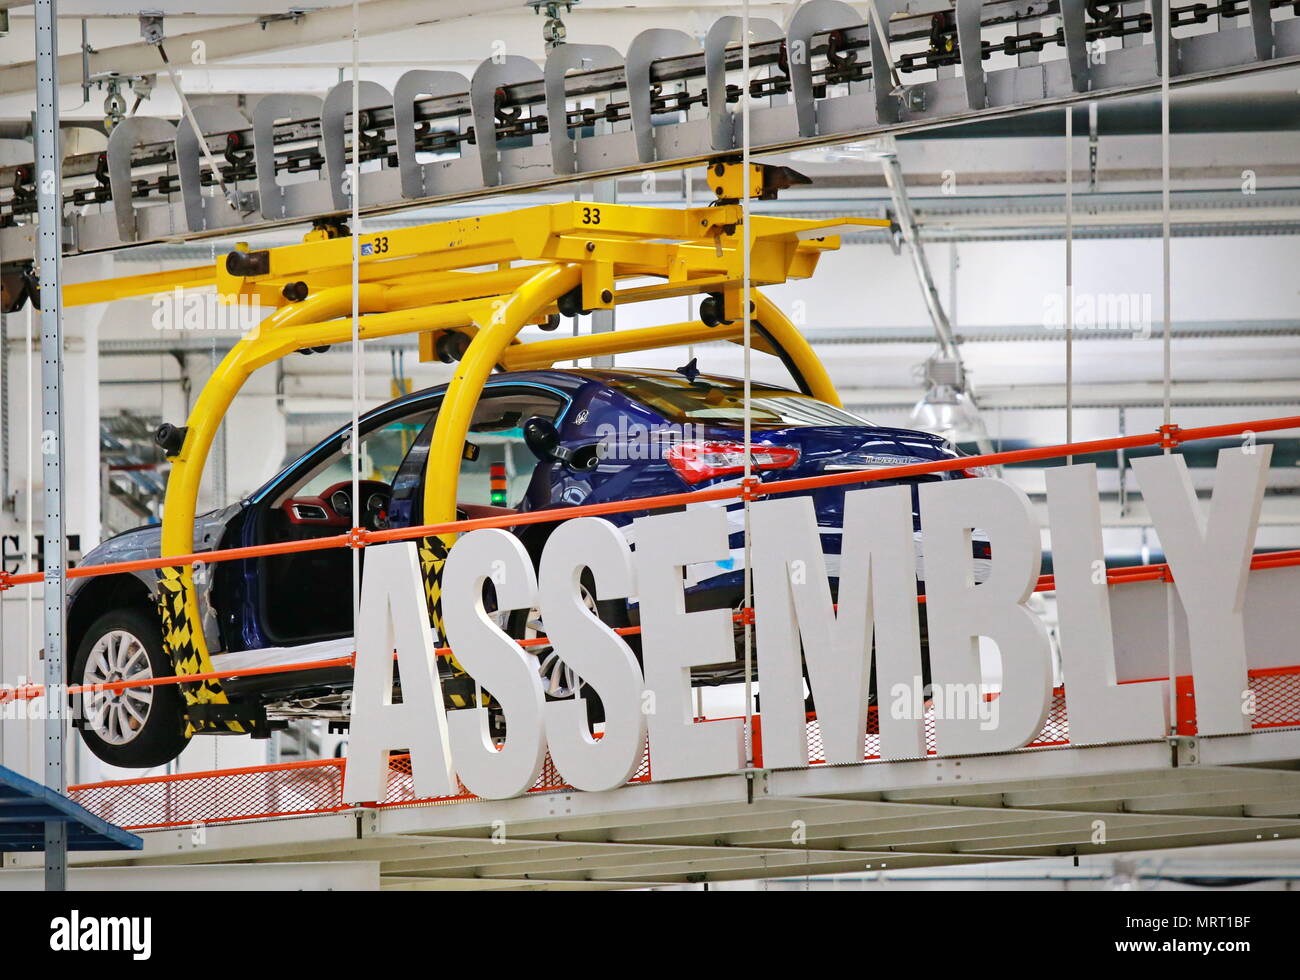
[255,409,435,643]
[252,386,566,645]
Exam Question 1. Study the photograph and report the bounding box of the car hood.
[78,503,243,569]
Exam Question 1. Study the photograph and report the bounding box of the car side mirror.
[522,415,601,472]
[522,416,562,461]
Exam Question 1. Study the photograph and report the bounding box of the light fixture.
[910,354,982,443]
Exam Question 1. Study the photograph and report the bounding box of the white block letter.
[752,488,926,767]
[344,542,455,804]
[443,529,547,799]
[1131,446,1271,735]
[539,518,647,792]
[920,478,1053,753]
[1046,464,1168,743]
[633,507,745,781]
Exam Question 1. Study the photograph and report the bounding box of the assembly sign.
[343,449,1270,803]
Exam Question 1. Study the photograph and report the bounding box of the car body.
[69,366,986,765]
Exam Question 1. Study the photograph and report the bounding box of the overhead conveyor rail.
[2,0,1299,277]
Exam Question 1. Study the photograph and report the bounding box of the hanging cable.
[1160,0,1177,735]
[156,44,244,213]
[741,0,755,777]
[24,301,35,769]
[1160,0,1172,449]
[1065,106,1074,464]
[350,0,363,630]
[685,168,695,364]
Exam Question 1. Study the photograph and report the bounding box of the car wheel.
[72,608,189,769]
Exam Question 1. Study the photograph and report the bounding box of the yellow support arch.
[415,263,581,633]
[157,283,487,733]
[62,181,887,739]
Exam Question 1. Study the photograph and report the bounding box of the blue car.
[68,365,986,767]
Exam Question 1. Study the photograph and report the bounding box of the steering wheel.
[283,479,392,530]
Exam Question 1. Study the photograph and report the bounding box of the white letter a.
[344,542,456,803]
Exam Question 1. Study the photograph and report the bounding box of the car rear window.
[594,372,873,429]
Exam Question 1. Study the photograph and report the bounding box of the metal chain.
[4,0,1298,223]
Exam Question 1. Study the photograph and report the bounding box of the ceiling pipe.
[867,139,995,454]
[0,118,106,140]
[877,147,958,359]
[0,0,527,98]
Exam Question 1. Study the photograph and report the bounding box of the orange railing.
[2,412,1298,831]
[2,414,1299,709]
[1,415,1295,590]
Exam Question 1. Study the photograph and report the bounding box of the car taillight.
[665,441,800,485]
[959,465,993,479]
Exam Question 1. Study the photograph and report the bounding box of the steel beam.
[33,0,67,893]
[18,727,1300,889]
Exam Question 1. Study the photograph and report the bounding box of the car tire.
[72,607,189,769]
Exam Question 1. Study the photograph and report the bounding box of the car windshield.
[591,372,873,429]
[283,411,434,502]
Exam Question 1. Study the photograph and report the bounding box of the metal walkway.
[7,721,1295,890]
[10,562,1297,889]
[0,765,141,854]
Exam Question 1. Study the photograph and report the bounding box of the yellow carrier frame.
[64,164,888,738]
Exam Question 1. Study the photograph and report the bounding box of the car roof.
[566,366,795,390]
[255,366,795,503]
[383,366,799,414]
